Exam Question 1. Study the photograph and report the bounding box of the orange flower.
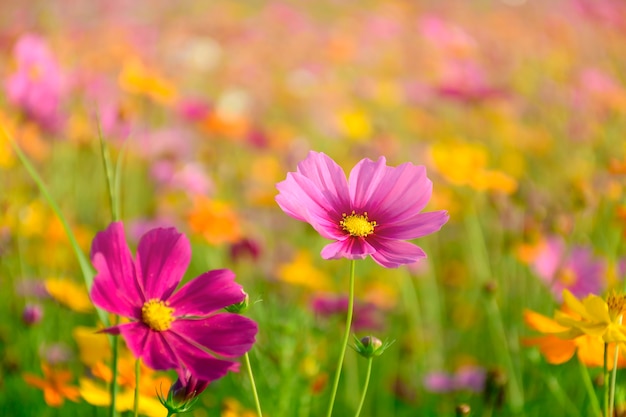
[23,362,80,407]
[187,197,242,245]
[523,309,626,369]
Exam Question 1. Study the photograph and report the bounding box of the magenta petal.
[172,314,258,358]
[369,238,427,268]
[376,211,450,240]
[116,322,180,371]
[295,151,350,210]
[165,331,240,382]
[359,162,432,222]
[276,173,345,240]
[321,238,376,260]
[136,227,190,300]
[90,222,143,316]
[168,269,245,316]
[348,156,389,210]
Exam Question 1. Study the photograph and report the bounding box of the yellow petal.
[562,289,593,321]
[582,295,610,323]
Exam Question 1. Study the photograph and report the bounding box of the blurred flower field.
[1,0,626,416]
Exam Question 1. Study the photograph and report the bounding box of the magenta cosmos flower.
[275,151,449,268]
[89,222,258,382]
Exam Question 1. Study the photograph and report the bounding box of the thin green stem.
[325,260,356,417]
[97,121,118,222]
[109,317,120,417]
[578,357,602,417]
[244,351,263,417]
[353,357,373,417]
[134,358,140,417]
[610,343,619,417]
[604,343,609,417]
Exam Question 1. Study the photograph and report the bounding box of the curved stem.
[354,357,373,417]
[325,260,356,417]
[244,351,263,417]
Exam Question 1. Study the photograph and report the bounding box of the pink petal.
[168,269,246,316]
[354,162,433,223]
[321,237,376,260]
[369,238,427,268]
[114,322,179,372]
[165,331,240,382]
[276,172,345,240]
[136,227,190,300]
[376,211,449,240]
[90,222,143,317]
[295,151,350,210]
[348,156,389,210]
[171,313,258,358]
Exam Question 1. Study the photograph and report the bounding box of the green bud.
[225,292,250,314]
[352,335,394,359]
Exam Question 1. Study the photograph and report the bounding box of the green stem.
[578,357,602,417]
[604,343,609,417]
[353,357,373,417]
[244,352,263,417]
[134,358,140,417]
[109,317,120,417]
[98,122,118,222]
[610,343,619,417]
[325,260,356,417]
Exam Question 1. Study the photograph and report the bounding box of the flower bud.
[158,371,209,415]
[352,335,394,359]
[22,303,43,326]
[224,291,250,314]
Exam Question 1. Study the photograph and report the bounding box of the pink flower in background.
[530,236,605,301]
[89,222,258,382]
[311,294,385,332]
[5,34,65,131]
[423,365,486,393]
[276,151,449,268]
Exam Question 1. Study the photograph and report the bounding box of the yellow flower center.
[607,291,626,320]
[340,211,377,237]
[141,299,174,331]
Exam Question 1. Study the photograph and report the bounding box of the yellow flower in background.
[72,326,111,367]
[555,290,626,343]
[221,397,257,417]
[80,355,171,417]
[119,58,177,104]
[188,196,243,245]
[45,278,94,313]
[23,362,81,407]
[277,250,333,292]
[337,108,372,142]
[430,141,517,194]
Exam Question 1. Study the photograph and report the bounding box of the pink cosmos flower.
[89,222,258,382]
[275,151,449,268]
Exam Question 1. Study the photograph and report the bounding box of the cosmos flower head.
[275,151,449,268]
[89,222,258,382]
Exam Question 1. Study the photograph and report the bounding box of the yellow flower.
[277,251,333,292]
[555,290,626,343]
[187,197,243,245]
[23,362,81,407]
[45,278,94,313]
[72,326,111,367]
[118,58,177,104]
[337,108,372,142]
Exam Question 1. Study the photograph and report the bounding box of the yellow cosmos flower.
[119,58,177,104]
[45,278,94,313]
[555,290,626,343]
[277,250,333,292]
[72,326,111,367]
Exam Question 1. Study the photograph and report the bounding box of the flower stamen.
[142,299,175,331]
[340,211,377,237]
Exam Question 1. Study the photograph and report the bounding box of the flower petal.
[376,210,449,240]
[168,269,245,317]
[368,238,427,268]
[90,222,143,317]
[276,172,344,239]
[171,313,258,358]
[321,237,375,260]
[136,226,190,300]
[115,322,179,372]
[165,331,240,382]
[350,159,432,222]
[295,151,351,211]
